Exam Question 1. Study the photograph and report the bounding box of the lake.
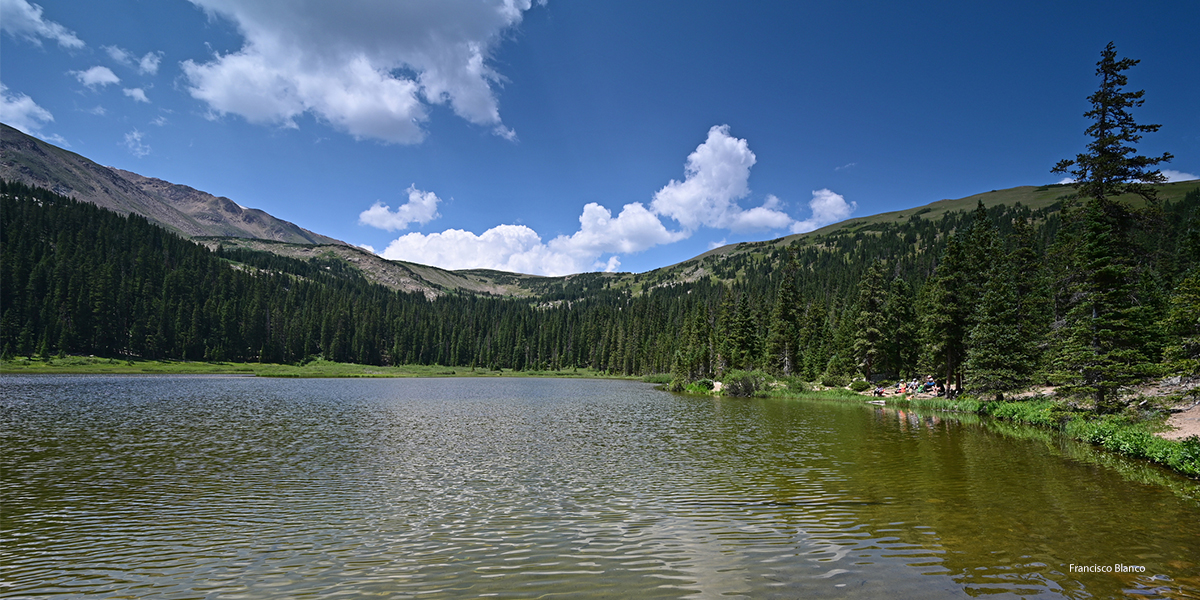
[2,375,1197,599]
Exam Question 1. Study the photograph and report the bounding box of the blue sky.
[3,0,1197,275]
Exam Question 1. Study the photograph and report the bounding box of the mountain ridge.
[0,123,343,246]
[4,122,1196,299]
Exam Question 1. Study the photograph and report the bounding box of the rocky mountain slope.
[1,123,341,245]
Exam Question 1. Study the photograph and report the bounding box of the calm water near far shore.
[2,375,1198,599]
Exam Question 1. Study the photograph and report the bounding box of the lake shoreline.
[0,356,638,380]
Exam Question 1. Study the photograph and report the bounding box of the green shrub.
[667,377,686,392]
[821,375,850,388]
[724,369,771,397]
[693,378,714,390]
[642,373,674,385]
[849,380,871,392]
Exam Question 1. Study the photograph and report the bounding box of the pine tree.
[883,277,918,379]
[964,256,1027,399]
[1049,42,1170,412]
[852,260,887,380]
[1162,270,1200,375]
[1052,42,1172,203]
[922,234,970,392]
[765,259,800,376]
[1052,200,1156,411]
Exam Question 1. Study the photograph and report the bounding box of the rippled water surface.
[2,375,1198,599]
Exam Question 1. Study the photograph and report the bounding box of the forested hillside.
[3,178,1198,407]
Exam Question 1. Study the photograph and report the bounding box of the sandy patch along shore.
[1160,403,1200,441]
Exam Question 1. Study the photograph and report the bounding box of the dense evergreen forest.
[3,177,1198,407]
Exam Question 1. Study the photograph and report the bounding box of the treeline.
[2,179,1198,408]
[0,179,694,371]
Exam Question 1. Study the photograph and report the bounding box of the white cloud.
[103,45,133,64]
[123,88,149,103]
[649,125,794,232]
[104,46,164,75]
[372,126,857,275]
[1163,169,1198,183]
[0,0,84,48]
[791,189,857,234]
[73,66,120,88]
[1056,177,1076,185]
[123,129,150,157]
[380,225,579,274]
[181,0,535,144]
[0,82,53,134]
[138,51,163,75]
[377,201,685,276]
[359,186,442,231]
[551,202,685,256]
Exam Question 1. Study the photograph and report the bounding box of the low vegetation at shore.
[0,356,628,379]
[663,368,1200,478]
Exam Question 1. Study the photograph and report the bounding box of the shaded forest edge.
[2,178,1199,477]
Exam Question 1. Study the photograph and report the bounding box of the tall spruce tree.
[852,260,888,380]
[1052,42,1172,203]
[765,259,801,376]
[964,256,1027,399]
[922,233,971,392]
[1050,42,1171,411]
[883,277,918,379]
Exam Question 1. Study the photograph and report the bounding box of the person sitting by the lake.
[873,386,885,397]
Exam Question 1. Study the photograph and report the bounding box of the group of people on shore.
[872,376,945,398]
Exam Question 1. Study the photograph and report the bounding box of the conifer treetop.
[1053,42,1173,203]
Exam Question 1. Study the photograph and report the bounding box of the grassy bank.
[667,370,1200,479]
[975,398,1200,478]
[0,356,633,379]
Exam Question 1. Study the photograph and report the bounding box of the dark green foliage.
[882,278,918,379]
[723,369,770,397]
[851,260,887,380]
[1162,270,1200,374]
[764,257,800,376]
[921,233,971,391]
[4,177,1197,398]
[964,257,1027,399]
[1051,199,1157,411]
[1052,42,1172,203]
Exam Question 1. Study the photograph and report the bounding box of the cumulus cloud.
[358,186,442,231]
[123,129,150,157]
[73,66,120,88]
[377,201,685,276]
[649,125,794,232]
[791,189,857,234]
[1163,169,1198,183]
[381,225,572,274]
[0,0,84,48]
[553,202,685,256]
[123,88,149,103]
[0,82,53,134]
[371,125,856,275]
[181,0,534,144]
